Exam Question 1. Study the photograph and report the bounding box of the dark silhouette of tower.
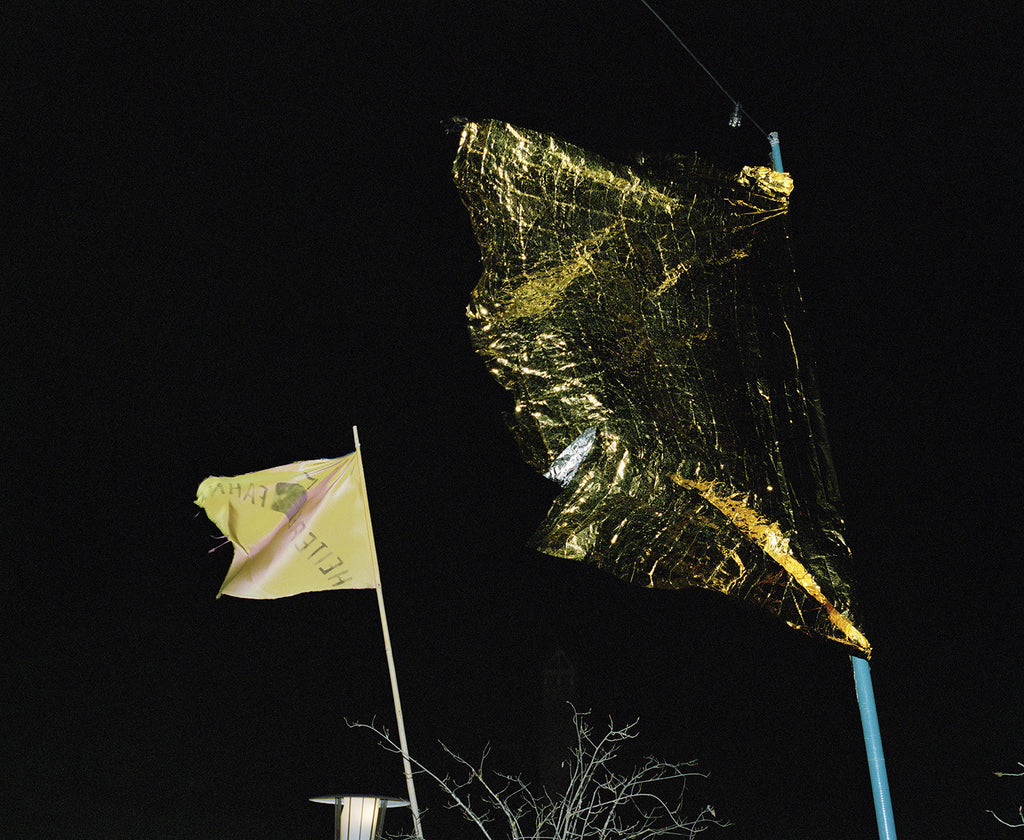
[538,647,577,789]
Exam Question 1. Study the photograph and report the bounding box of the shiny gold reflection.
[454,120,869,657]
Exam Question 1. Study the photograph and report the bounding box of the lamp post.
[310,795,410,840]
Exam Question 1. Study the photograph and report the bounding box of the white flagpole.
[353,426,424,838]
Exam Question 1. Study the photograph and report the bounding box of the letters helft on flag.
[196,452,378,598]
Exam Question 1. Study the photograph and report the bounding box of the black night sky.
[6,3,1022,839]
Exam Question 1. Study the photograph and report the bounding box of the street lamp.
[310,795,409,840]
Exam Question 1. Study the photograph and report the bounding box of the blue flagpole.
[768,131,784,174]
[767,133,896,839]
[851,656,897,839]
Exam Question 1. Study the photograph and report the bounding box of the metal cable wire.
[638,0,769,137]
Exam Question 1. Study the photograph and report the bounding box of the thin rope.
[638,0,768,138]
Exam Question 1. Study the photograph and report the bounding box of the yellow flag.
[195,452,378,598]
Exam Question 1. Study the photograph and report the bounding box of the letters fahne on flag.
[195,452,378,598]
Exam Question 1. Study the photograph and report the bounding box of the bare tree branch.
[994,763,1024,779]
[989,762,1024,828]
[349,710,727,840]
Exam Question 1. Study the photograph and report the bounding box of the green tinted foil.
[454,120,869,657]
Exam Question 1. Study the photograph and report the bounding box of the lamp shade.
[310,795,409,840]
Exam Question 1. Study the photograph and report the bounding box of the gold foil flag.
[196,452,378,598]
[453,120,870,657]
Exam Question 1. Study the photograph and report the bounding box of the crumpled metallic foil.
[454,120,870,658]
